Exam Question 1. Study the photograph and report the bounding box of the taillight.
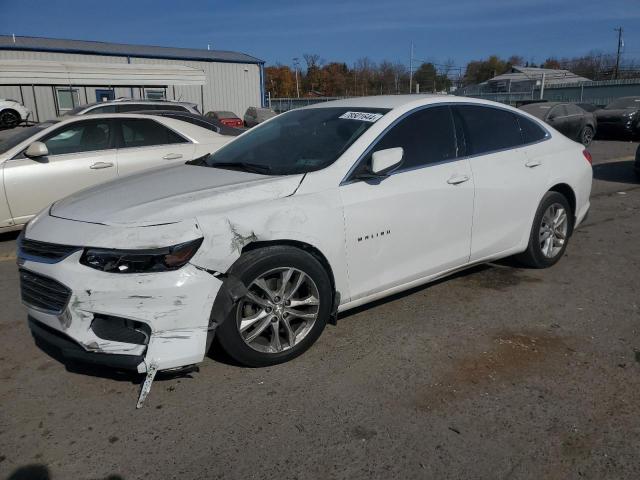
[582,149,592,165]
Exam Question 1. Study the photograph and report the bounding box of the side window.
[566,104,583,116]
[159,105,188,112]
[117,104,146,113]
[517,115,548,144]
[454,105,522,155]
[40,120,111,156]
[119,118,188,148]
[549,105,567,118]
[88,105,117,114]
[368,106,457,171]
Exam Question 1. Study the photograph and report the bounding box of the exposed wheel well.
[241,240,336,295]
[548,183,576,234]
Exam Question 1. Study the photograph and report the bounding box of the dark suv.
[595,97,640,139]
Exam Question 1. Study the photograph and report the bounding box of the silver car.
[0,114,230,232]
[63,98,201,116]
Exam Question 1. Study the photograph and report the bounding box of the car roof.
[302,94,525,112]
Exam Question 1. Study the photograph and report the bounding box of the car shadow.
[0,230,20,243]
[6,464,124,480]
[592,160,639,185]
[33,337,198,384]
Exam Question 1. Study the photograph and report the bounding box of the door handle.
[525,160,542,168]
[447,174,470,185]
[89,162,114,170]
[162,153,183,160]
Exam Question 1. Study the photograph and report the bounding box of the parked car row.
[205,107,277,128]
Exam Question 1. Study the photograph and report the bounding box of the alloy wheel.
[236,267,320,354]
[582,127,594,146]
[1,111,18,128]
[539,203,568,258]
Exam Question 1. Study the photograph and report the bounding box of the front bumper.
[20,251,223,373]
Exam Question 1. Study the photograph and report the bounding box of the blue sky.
[1,0,639,69]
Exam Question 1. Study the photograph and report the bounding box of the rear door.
[453,104,549,262]
[546,105,570,136]
[114,118,196,176]
[3,118,117,224]
[340,105,474,301]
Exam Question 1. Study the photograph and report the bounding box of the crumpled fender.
[189,188,350,303]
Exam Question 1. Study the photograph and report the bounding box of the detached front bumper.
[20,251,223,373]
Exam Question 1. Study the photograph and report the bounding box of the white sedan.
[0,114,232,231]
[19,95,592,378]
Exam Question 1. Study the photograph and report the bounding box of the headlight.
[80,238,203,273]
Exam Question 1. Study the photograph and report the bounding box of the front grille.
[20,269,71,314]
[18,237,80,262]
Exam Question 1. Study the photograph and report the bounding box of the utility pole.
[409,42,414,94]
[539,71,546,100]
[293,57,300,98]
[614,27,623,80]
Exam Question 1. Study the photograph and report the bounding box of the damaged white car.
[19,96,592,381]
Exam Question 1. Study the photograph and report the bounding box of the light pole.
[293,57,300,98]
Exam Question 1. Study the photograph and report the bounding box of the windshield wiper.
[208,161,272,174]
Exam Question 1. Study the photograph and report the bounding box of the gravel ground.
[0,140,638,480]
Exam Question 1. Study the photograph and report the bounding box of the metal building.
[0,35,264,122]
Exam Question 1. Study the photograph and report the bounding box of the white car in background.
[0,99,30,128]
[0,114,231,231]
[19,96,592,380]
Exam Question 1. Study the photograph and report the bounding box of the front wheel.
[0,110,19,129]
[215,246,332,367]
[580,125,594,146]
[516,191,572,268]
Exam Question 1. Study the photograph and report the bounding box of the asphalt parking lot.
[0,139,639,480]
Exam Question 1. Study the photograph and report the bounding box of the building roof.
[0,35,263,65]
[488,66,590,85]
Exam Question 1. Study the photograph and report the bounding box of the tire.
[215,245,332,367]
[580,125,594,146]
[0,110,20,129]
[516,191,573,268]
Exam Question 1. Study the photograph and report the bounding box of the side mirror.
[371,147,404,176]
[25,142,49,159]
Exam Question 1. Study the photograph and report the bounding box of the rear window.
[454,105,522,155]
[517,116,548,144]
[119,118,188,148]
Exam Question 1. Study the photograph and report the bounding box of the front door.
[340,106,474,302]
[4,119,117,224]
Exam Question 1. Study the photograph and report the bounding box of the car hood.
[50,164,304,226]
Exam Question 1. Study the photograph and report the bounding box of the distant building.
[0,35,264,121]
[486,66,590,93]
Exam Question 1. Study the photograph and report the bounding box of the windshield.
[605,97,640,110]
[197,107,389,175]
[0,122,57,154]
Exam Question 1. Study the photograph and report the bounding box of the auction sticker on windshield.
[339,111,384,122]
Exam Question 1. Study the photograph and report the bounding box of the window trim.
[341,102,550,186]
[114,118,191,150]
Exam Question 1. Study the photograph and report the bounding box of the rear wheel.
[580,125,594,146]
[517,191,572,268]
[215,246,332,367]
[0,110,19,129]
